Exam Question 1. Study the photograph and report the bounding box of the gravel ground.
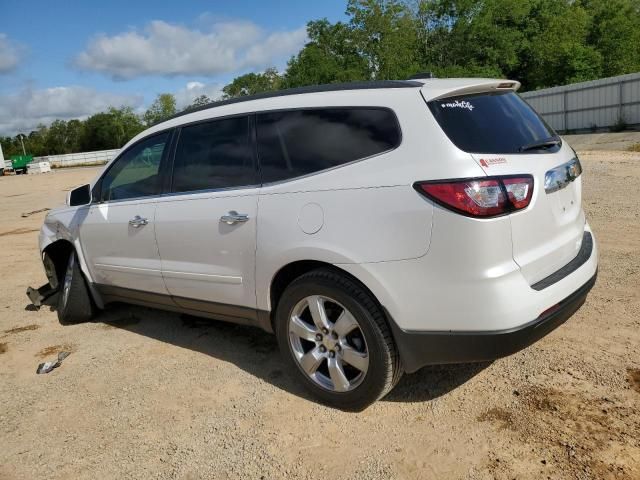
[0,152,639,479]
[563,132,640,151]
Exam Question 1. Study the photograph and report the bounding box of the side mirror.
[67,184,91,207]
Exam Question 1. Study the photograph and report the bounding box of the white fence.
[34,149,119,168]
[521,72,640,133]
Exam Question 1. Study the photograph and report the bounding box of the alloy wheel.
[288,295,369,392]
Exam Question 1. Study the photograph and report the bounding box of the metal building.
[520,72,640,133]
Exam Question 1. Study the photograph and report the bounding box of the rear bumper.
[389,271,597,373]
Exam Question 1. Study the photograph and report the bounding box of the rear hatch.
[424,85,585,285]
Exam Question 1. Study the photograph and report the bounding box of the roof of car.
[126,77,519,150]
[167,80,424,122]
[166,77,521,123]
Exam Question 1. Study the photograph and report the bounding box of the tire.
[275,268,402,411]
[57,250,93,324]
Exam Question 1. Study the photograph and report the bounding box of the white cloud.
[0,86,143,136]
[0,33,24,74]
[174,81,224,109]
[75,20,307,80]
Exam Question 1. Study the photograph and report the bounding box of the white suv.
[30,78,598,410]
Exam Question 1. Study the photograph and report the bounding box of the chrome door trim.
[161,270,243,284]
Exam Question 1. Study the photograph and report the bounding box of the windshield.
[428,91,559,154]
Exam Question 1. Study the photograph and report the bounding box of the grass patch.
[627,143,640,152]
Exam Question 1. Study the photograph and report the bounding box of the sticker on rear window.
[440,100,474,111]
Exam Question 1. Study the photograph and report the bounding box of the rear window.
[428,92,558,154]
[256,108,401,183]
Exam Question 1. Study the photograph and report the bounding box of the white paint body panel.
[470,143,586,285]
[37,78,598,338]
[154,189,258,309]
[79,198,167,294]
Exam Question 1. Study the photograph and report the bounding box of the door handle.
[129,215,148,228]
[220,211,249,225]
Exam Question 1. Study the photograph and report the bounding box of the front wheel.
[57,251,93,324]
[275,269,402,411]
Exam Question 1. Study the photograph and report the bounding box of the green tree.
[81,113,117,151]
[80,106,144,151]
[583,0,640,77]
[65,119,84,153]
[412,0,611,90]
[222,68,283,98]
[413,0,534,83]
[284,19,370,87]
[189,94,213,108]
[108,106,145,146]
[346,0,423,80]
[143,93,177,126]
[0,135,23,158]
[25,125,49,156]
[45,119,84,155]
[519,0,602,89]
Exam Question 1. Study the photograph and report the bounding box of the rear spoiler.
[420,78,521,102]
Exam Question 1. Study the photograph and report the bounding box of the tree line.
[2,0,639,158]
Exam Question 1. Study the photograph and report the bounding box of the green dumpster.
[10,155,33,174]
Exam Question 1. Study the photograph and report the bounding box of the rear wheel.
[275,269,401,410]
[57,251,93,324]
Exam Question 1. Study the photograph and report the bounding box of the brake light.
[502,177,533,209]
[414,176,533,218]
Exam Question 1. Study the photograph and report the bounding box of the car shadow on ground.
[89,303,490,406]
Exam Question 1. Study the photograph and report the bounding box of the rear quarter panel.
[254,88,486,312]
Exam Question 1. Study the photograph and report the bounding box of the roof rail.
[164,80,424,124]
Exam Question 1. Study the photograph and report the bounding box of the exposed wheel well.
[43,240,75,283]
[269,260,384,327]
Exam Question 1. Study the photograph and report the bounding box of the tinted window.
[428,92,558,154]
[100,132,169,202]
[172,116,255,193]
[256,108,400,183]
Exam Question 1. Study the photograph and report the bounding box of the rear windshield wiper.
[518,137,561,152]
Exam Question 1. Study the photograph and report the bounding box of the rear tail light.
[414,176,533,218]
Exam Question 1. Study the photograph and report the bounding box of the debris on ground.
[36,351,71,374]
[36,344,74,359]
[3,324,39,335]
[21,208,50,218]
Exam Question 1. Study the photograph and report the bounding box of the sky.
[0,0,348,136]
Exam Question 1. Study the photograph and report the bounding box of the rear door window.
[428,92,558,154]
[171,116,256,193]
[256,108,401,183]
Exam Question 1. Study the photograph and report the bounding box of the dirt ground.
[0,152,639,480]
